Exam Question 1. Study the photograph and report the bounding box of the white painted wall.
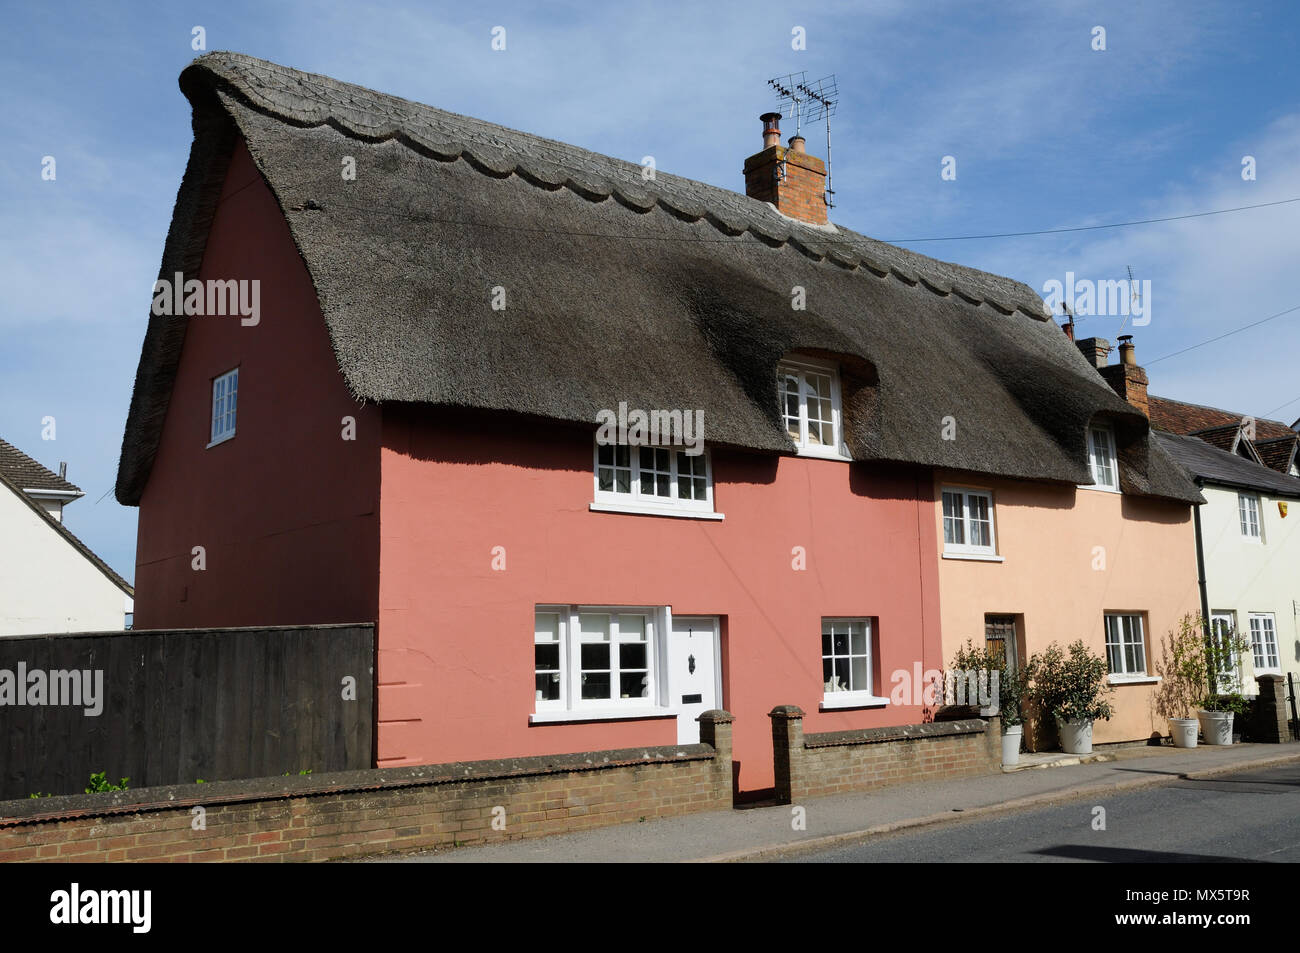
[1200,483,1300,696]
[0,485,130,636]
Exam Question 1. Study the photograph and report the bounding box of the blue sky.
[2,0,1298,584]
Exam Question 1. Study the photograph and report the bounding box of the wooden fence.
[0,624,373,800]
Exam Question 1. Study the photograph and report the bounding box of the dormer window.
[1086,424,1118,491]
[777,359,848,460]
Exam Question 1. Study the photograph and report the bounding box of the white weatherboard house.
[1156,430,1300,698]
[0,438,134,636]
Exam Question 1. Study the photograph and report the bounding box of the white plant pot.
[1002,725,1023,765]
[1168,717,1199,748]
[1197,710,1234,745]
[1056,716,1094,755]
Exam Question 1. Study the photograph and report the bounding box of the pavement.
[369,741,1300,863]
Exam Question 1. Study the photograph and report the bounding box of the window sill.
[529,707,677,725]
[1077,483,1121,494]
[941,551,1004,562]
[206,433,235,449]
[589,502,724,520]
[819,693,890,711]
[793,447,853,462]
[1108,674,1160,685]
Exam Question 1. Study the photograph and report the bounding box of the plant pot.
[1168,717,1199,748]
[1002,725,1023,766]
[1056,716,1094,754]
[1197,710,1234,745]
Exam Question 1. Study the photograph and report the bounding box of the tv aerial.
[767,72,839,208]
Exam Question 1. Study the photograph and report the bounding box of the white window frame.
[819,617,889,710]
[590,440,722,520]
[1209,611,1242,693]
[1105,613,1151,681]
[940,486,1000,559]
[1238,492,1262,541]
[1083,424,1119,492]
[1249,612,1280,674]
[530,605,675,723]
[777,358,850,461]
[207,367,239,448]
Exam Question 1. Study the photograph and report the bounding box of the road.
[786,763,1300,863]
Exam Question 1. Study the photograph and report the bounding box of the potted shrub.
[947,640,1027,765]
[1028,640,1113,754]
[1198,622,1250,745]
[1153,614,1207,748]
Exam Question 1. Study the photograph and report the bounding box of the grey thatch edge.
[803,718,987,749]
[184,51,1050,320]
[0,743,714,828]
[115,97,239,505]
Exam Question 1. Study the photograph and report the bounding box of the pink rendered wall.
[378,408,944,794]
[933,471,1200,744]
[133,138,380,629]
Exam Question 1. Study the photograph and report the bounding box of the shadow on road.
[1032,845,1266,863]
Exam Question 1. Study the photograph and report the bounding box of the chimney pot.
[1117,335,1136,367]
[760,112,782,149]
[59,462,67,479]
[788,135,806,154]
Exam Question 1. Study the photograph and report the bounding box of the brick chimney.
[1098,335,1149,418]
[743,113,828,225]
[1074,337,1110,369]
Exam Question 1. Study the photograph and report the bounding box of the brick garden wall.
[0,713,735,863]
[769,706,1000,802]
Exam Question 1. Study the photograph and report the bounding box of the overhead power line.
[882,196,1300,244]
[1146,303,1300,366]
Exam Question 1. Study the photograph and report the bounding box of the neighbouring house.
[117,53,1201,794]
[0,438,134,635]
[1151,396,1300,477]
[1152,407,1300,699]
[935,333,1203,747]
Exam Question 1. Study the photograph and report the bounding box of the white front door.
[669,616,721,744]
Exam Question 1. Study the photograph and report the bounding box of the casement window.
[208,368,239,447]
[1238,493,1262,540]
[1209,612,1242,691]
[1104,613,1148,678]
[777,359,848,460]
[820,618,886,709]
[1086,425,1118,491]
[1249,613,1280,673]
[533,606,669,717]
[592,441,718,518]
[941,487,998,557]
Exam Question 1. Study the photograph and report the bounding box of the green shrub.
[1027,640,1113,724]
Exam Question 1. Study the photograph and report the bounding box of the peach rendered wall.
[934,472,1200,744]
[378,409,944,794]
[133,138,380,629]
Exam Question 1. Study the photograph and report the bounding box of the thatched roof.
[116,52,1202,506]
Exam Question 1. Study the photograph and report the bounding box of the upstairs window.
[592,440,716,517]
[777,359,847,460]
[1087,425,1118,491]
[941,487,997,557]
[209,368,239,447]
[1238,493,1261,540]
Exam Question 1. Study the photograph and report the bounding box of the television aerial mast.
[767,72,839,209]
